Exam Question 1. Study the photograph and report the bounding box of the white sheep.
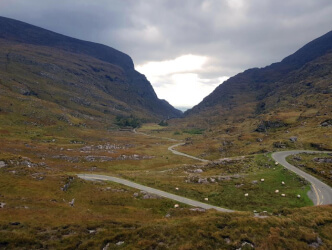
[281,194,286,197]
[244,193,249,197]
[275,190,279,193]
[174,204,179,208]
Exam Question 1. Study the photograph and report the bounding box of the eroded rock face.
[255,120,287,132]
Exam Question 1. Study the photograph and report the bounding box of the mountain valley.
[0,16,331,249]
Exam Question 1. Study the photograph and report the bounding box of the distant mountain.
[186,30,332,116]
[183,30,332,155]
[0,16,182,127]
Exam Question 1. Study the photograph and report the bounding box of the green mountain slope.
[0,16,182,131]
[180,30,332,157]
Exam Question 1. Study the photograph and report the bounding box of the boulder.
[116,241,124,246]
[0,161,7,168]
[69,198,75,207]
[313,158,332,163]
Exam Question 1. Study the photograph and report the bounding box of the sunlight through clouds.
[136,55,229,110]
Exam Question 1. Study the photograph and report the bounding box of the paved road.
[77,174,233,212]
[272,150,332,205]
[168,143,209,162]
[133,129,208,162]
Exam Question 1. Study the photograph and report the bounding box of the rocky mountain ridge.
[0,16,182,125]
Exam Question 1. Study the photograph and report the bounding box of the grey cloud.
[1,0,332,79]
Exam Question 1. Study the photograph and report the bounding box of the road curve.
[168,143,209,162]
[133,129,208,162]
[272,150,332,205]
[77,174,233,212]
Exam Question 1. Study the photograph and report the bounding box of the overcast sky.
[1,0,332,110]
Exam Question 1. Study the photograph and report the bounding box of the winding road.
[77,174,233,212]
[272,150,332,205]
[78,130,332,211]
[168,143,209,162]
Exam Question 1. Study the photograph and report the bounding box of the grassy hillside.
[0,16,182,124]
[0,17,331,249]
[176,31,332,159]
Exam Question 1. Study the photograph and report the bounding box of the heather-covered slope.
[186,30,332,116]
[179,30,332,158]
[0,16,182,126]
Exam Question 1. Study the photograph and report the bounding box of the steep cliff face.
[0,16,182,122]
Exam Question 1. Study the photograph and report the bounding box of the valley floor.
[0,123,332,249]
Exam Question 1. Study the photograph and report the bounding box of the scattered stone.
[62,176,74,191]
[165,213,171,218]
[320,119,332,127]
[274,142,287,148]
[140,191,160,199]
[133,192,139,198]
[235,183,244,188]
[102,243,110,250]
[0,202,6,208]
[289,136,297,142]
[252,180,258,184]
[10,222,21,226]
[256,138,263,142]
[116,241,124,246]
[241,241,255,249]
[224,238,231,244]
[313,158,332,163]
[88,230,96,234]
[69,198,75,207]
[197,178,209,184]
[193,168,203,173]
[189,208,206,212]
[293,156,302,161]
[244,193,249,197]
[0,161,7,168]
[309,236,323,248]
[255,120,287,132]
